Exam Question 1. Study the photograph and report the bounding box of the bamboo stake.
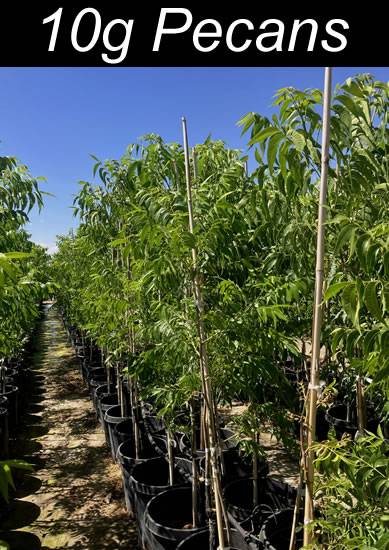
[167,429,175,486]
[182,117,230,548]
[303,67,332,547]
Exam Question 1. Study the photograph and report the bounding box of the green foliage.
[52,73,389,547]
[312,431,389,549]
[0,152,52,360]
[0,459,34,502]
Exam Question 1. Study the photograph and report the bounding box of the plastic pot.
[144,487,207,550]
[81,360,102,383]
[111,419,134,461]
[144,415,166,437]
[223,477,297,523]
[259,508,303,549]
[92,384,112,417]
[179,427,238,459]
[117,436,159,513]
[131,456,189,548]
[325,404,378,440]
[104,404,131,460]
[200,448,269,487]
[176,526,251,550]
[1,386,19,434]
[86,367,106,390]
[89,376,109,402]
[98,393,119,442]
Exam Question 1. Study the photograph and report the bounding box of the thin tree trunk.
[190,397,199,527]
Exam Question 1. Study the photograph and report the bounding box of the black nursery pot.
[87,367,107,390]
[131,457,188,549]
[111,418,134,461]
[92,383,112,416]
[259,508,303,550]
[117,435,159,513]
[89,376,109,402]
[98,394,119,443]
[176,527,251,550]
[223,476,297,523]
[0,407,9,460]
[144,487,207,550]
[1,385,19,434]
[179,427,238,460]
[325,404,378,440]
[104,404,131,461]
[200,448,269,487]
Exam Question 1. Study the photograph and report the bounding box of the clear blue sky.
[1,66,388,253]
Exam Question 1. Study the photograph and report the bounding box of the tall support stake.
[182,117,230,548]
[304,67,332,546]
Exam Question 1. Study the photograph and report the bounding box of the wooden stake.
[167,430,175,486]
[303,67,332,546]
[182,117,230,548]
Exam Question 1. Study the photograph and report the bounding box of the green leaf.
[364,282,383,322]
[248,127,280,147]
[335,223,356,254]
[108,238,127,246]
[356,234,371,271]
[342,283,358,326]
[4,252,33,259]
[372,358,389,385]
[267,133,284,174]
[181,231,196,249]
[288,130,305,153]
[376,529,389,549]
[366,243,381,273]
[322,281,349,303]
[363,329,380,356]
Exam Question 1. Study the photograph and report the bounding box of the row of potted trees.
[52,73,389,549]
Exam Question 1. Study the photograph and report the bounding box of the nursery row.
[52,74,389,550]
[65,318,305,550]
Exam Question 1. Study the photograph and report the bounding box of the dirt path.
[0,304,139,549]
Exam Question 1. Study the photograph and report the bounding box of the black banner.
[1,6,386,67]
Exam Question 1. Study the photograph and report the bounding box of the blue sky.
[1,66,388,254]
